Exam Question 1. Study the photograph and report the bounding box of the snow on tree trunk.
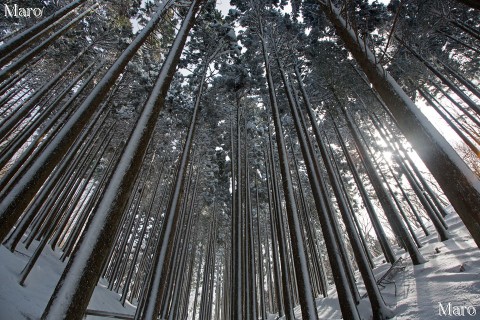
[0,0,176,243]
[289,66,394,319]
[341,104,427,265]
[0,3,98,83]
[261,33,319,320]
[40,1,202,319]
[320,0,480,248]
[0,0,87,62]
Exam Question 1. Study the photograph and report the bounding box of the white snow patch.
[309,210,480,319]
[0,212,478,319]
[0,241,135,319]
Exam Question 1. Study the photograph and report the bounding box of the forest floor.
[305,209,480,320]
[0,209,479,319]
[0,241,136,319]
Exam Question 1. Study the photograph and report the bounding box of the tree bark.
[0,0,87,61]
[319,0,480,248]
[340,104,427,265]
[396,37,480,116]
[264,151,285,317]
[261,28,319,319]
[0,0,177,243]
[332,119,396,264]
[0,4,98,83]
[40,2,202,319]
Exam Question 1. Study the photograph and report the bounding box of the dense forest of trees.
[0,0,479,319]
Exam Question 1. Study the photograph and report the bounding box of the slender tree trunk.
[261,30,319,318]
[245,143,258,320]
[49,130,114,251]
[158,162,197,316]
[264,151,284,317]
[288,136,327,294]
[319,0,480,248]
[167,177,200,320]
[232,95,243,320]
[396,41,480,118]
[19,132,111,285]
[437,30,480,54]
[398,159,451,240]
[332,119,396,263]
[370,110,451,219]
[0,0,177,243]
[324,132,376,268]
[365,115,431,236]
[133,5,208,316]
[229,108,237,320]
[451,20,480,41]
[255,176,267,320]
[0,4,98,83]
[288,67,362,306]
[291,67,390,317]
[0,63,103,194]
[0,46,92,141]
[437,59,480,100]
[419,89,480,155]
[0,61,96,170]
[0,0,87,59]
[3,106,110,252]
[266,133,296,320]
[340,104,427,265]
[430,81,480,128]
[40,2,202,319]
[266,46,358,319]
[396,37,480,122]
[357,104,451,240]
[121,162,165,306]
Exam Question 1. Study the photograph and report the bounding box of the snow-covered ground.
[311,210,480,320]
[0,244,136,319]
[0,210,479,319]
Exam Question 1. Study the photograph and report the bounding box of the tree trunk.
[133,5,208,317]
[340,104,427,265]
[255,186,267,320]
[266,133,296,320]
[366,114,431,236]
[418,89,480,155]
[0,46,92,141]
[261,29,319,319]
[264,151,285,317]
[398,38,480,116]
[451,20,480,41]
[332,119,396,263]
[0,4,98,83]
[0,0,87,61]
[291,66,391,317]
[0,63,103,194]
[0,0,177,243]
[0,61,96,170]
[40,2,202,319]
[437,59,480,100]
[319,0,480,248]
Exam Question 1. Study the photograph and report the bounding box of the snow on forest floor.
[302,210,480,320]
[0,209,479,319]
[0,242,135,319]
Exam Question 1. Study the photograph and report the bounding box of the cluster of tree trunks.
[0,1,478,320]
